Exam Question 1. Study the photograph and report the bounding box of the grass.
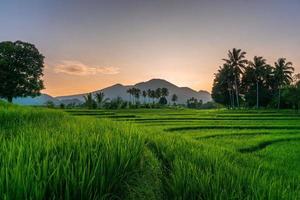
[0,102,300,199]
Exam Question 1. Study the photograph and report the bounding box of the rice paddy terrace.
[1,101,300,199]
[66,108,300,199]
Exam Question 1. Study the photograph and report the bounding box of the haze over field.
[1,0,300,96]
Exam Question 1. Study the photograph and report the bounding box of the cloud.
[54,60,120,76]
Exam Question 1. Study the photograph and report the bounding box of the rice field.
[1,101,300,199]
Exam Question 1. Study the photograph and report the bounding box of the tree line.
[212,48,299,110]
[80,88,180,109]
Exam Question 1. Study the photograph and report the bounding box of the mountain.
[13,94,60,106]
[56,79,211,104]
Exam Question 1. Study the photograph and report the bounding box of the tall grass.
[0,102,161,199]
[0,102,299,199]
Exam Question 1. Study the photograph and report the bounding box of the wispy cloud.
[54,60,120,76]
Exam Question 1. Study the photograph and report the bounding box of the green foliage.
[158,97,168,105]
[83,93,97,109]
[186,97,202,108]
[0,41,45,102]
[212,48,296,109]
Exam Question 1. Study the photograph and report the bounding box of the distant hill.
[13,94,60,106]
[13,79,211,105]
[56,79,211,104]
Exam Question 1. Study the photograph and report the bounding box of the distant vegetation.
[73,88,217,110]
[212,48,299,111]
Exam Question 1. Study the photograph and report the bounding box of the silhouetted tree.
[212,64,235,108]
[0,41,45,103]
[273,58,294,109]
[242,56,273,108]
[155,88,162,102]
[142,90,147,103]
[95,92,108,108]
[83,93,97,109]
[161,88,169,97]
[223,48,248,108]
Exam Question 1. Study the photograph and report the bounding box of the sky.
[1,0,300,96]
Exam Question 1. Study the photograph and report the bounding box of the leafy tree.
[159,97,168,105]
[211,64,235,108]
[186,97,202,109]
[0,41,45,103]
[273,58,294,109]
[171,94,178,105]
[223,48,248,108]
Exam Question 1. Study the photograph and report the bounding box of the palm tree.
[95,92,108,108]
[133,88,141,104]
[126,88,134,104]
[150,90,156,103]
[142,90,147,103]
[155,88,162,102]
[274,58,294,109]
[161,88,169,97]
[171,94,178,105]
[248,56,268,109]
[83,93,95,109]
[223,48,248,108]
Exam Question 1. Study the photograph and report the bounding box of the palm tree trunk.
[278,88,281,109]
[256,81,259,109]
[234,75,239,108]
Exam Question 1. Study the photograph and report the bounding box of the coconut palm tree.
[142,90,147,103]
[95,92,108,108]
[274,58,294,109]
[155,88,162,102]
[248,56,268,108]
[161,88,169,97]
[223,48,248,108]
[133,88,141,104]
[126,88,134,104]
[83,93,96,109]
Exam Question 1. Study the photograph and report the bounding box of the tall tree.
[0,41,45,103]
[246,56,268,108]
[126,88,134,104]
[223,48,248,108]
[155,88,162,102]
[95,92,108,108]
[142,90,147,103]
[211,64,235,108]
[133,88,141,104]
[83,93,96,109]
[161,88,169,97]
[273,58,294,109]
